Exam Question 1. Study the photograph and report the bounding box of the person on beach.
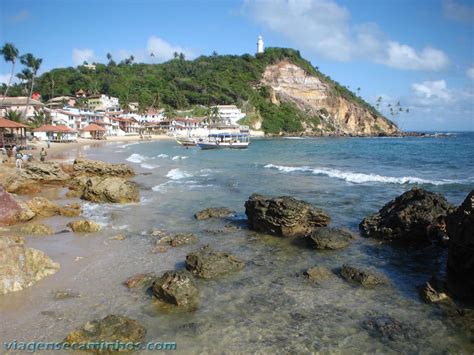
[40,148,47,162]
[15,151,23,172]
[12,145,17,158]
[47,139,51,149]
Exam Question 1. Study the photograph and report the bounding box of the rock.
[362,315,418,341]
[59,203,82,217]
[309,227,355,250]
[73,158,135,177]
[0,235,60,295]
[20,162,71,182]
[340,264,387,287]
[194,207,235,220]
[185,245,245,279]
[419,279,450,304]
[446,191,474,301]
[0,186,35,226]
[54,290,81,299]
[81,176,140,203]
[123,273,157,290]
[68,220,102,233]
[152,270,199,309]
[304,266,334,283]
[3,176,41,194]
[359,188,453,245]
[156,233,198,247]
[25,197,60,217]
[20,223,54,235]
[244,193,331,237]
[64,314,146,348]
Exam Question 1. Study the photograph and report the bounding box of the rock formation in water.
[152,270,199,309]
[446,191,473,301]
[185,246,245,279]
[260,61,399,136]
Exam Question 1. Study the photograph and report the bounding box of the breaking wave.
[264,164,470,185]
[166,168,192,180]
[126,153,148,164]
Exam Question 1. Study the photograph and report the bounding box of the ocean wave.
[283,137,306,140]
[126,153,148,163]
[141,163,159,170]
[157,154,169,158]
[171,155,188,160]
[264,164,469,185]
[119,142,140,148]
[166,168,192,180]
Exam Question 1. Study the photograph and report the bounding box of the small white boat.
[176,137,197,147]
[197,133,250,150]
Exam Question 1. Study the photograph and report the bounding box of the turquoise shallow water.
[1,133,473,353]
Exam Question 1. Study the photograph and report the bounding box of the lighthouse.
[257,35,264,54]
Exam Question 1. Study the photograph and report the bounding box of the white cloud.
[411,80,452,101]
[467,67,474,80]
[0,74,12,85]
[8,10,30,23]
[72,48,95,66]
[443,0,474,23]
[243,0,449,71]
[146,36,195,62]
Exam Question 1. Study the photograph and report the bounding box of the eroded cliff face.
[261,61,399,136]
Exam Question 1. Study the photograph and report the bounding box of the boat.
[175,137,197,147]
[197,133,250,150]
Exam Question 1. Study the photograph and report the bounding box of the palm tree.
[0,43,19,104]
[163,106,176,120]
[20,53,42,119]
[106,53,112,61]
[5,109,22,122]
[16,68,32,96]
[173,52,179,59]
[31,110,51,128]
[179,53,185,61]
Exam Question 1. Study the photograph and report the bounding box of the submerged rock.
[309,227,355,250]
[81,176,140,203]
[123,273,157,290]
[304,265,334,283]
[0,235,60,295]
[419,278,450,304]
[25,197,60,217]
[73,158,135,177]
[362,315,418,341]
[194,207,235,220]
[68,220,102,233]
[152,270,199,309]
[185,245,245,279]
[359,188,452,245]
[20,223,54,235]
[54,290,81,299]
[244,193,330,237]
[340,264,387,287]
[0,187,35,226]
[446,190,474,301]
[64,314,146,349]
[59,203,82,217]
[156,233,198,247]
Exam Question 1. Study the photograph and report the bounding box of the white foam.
[283,137,306,140]
[264,164,467,185]
[157,154,169,158]
[140,163,159,170]
[126,153,148,163]
[152,181,172,192]
[166,168,192,180]
[119,142,140,148]
[171,155,188,160]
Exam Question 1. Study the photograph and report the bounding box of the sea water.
[1,133,473,353]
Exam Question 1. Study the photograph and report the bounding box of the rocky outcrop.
[154,232,198,247]
[59,203,82,217]
[152,270,199,309]
[67,220,102,233]
[64,315,146,348]
[0,187,35,226]
[185,246,245,279]
[419,278,450,304]
[304,265,334,283]
[81,176,140,203]
[124,273,157,290]
[0,235,60,295]
[261,61,399,136]
[25,197,60,217]
[340,264,387,288]
[309,227,355,250]
[194,207,235,220]
[20,223,54,235]
[73,158,135,177]
[245,193,330,237]
[446,191,473,301]
[359,188,452,245]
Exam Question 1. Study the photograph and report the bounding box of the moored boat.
[197,133,250,150]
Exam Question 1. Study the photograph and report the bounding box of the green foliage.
[12,47,382,134]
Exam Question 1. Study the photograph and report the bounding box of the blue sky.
[1,0,473,131]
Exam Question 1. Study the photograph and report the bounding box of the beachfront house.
[0,117,29,148]
[0,97,44,119]
[212,105,246,125]
[46,96,77,109]
[86,94,119,110]
[81,123,106,139]
[32,124,78,142]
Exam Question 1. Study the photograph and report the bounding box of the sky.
[0,0,473,131]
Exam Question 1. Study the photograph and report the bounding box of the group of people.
[0,145,48,172]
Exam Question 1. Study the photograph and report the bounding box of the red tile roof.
[82,123,106,132]
[0,117,29,129]
[33,124,74,133]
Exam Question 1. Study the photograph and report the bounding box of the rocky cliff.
[260,61,399,136]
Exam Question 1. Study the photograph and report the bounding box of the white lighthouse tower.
[257,35,264,54]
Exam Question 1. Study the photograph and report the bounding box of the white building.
[212,105,246,125]
[0,97,44,119]
[257,35,264,54]
[87,94,119,110]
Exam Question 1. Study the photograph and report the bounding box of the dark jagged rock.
[64,315,146,349]
[244,193,330,237]
[309,227,355,250]
[359,188,453,245]
[123,273,157,290]
[153,231,198,247]
[304,265,334,283]
[185,245,245,279]
[152,270,199,309]
[446,191,474,301]
[340,264,387,287]
[419,278,450,304]
[194,207,235,220]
